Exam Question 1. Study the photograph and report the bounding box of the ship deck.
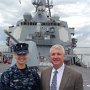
[0,63,90,90]
[70,65,90,90]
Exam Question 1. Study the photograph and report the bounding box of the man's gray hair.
[50,44,65,54]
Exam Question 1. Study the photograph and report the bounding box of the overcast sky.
[0,0,90,47]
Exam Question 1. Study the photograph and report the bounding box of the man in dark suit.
[41,44,83,90]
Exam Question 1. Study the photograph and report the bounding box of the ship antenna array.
[32,0,53,18]
[18,0,53,18]
[19,0,21,4]
[47,0,52,17]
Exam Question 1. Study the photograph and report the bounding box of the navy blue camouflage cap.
[13,43,29,54]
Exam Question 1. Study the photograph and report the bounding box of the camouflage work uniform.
[0,64,41,90]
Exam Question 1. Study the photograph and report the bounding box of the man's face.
[14,53,29,65]
[50,47,64,69]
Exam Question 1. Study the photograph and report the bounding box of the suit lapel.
[59,66,70,90]
[46,67,52,90]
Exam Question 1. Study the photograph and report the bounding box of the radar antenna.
[46,0,52,18]
[19,0,21,4]
[32,0,53,18]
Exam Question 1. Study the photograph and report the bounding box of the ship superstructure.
[5,0,77,66]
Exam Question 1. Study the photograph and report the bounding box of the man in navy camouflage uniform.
[0,43,41,90]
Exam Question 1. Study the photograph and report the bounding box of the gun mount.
[4,29,19,44]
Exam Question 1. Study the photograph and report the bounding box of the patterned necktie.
[50,70,58,90]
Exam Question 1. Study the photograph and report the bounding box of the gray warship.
[1,0,90,90]
[5,0,78,66]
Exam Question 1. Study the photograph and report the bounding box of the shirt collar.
[52,63,65,73]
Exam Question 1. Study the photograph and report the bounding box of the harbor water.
[74,47,90,67]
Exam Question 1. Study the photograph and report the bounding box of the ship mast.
[32,0,53,18]
[46,0,53,18]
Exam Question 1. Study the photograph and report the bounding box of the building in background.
[0,43,12,64]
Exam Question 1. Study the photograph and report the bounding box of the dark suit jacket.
[41,65,83,90]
